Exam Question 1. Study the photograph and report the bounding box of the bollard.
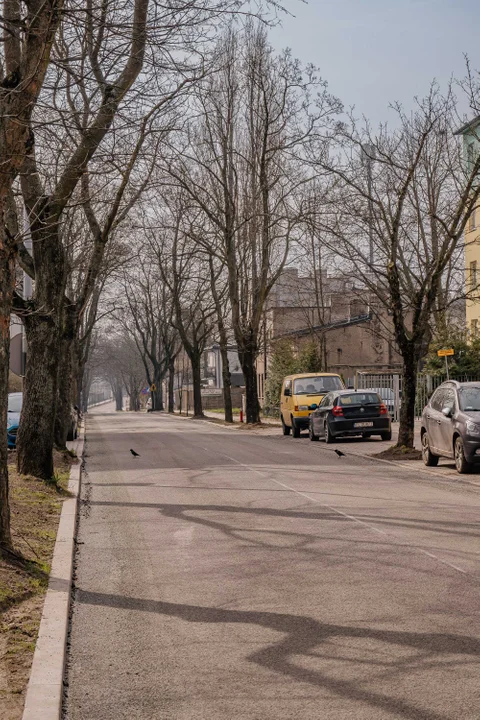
[240,409,243,423]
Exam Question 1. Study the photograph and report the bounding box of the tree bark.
[114,385,123,411]
[190,355,204,418]
[397,348,418,449]
[238,342,260,424]
[0,228,15,550]
[219,342,233,423]
[54,309,77,448]
[16,214,66,479]
[150,372,164,411]
[168,360,175,413]
[54,341,73,449]
[17,313,60,479]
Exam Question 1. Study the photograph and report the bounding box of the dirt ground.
[0,449,74,720]
[374,445,423,461]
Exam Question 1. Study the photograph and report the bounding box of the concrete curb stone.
[22,427,85,720]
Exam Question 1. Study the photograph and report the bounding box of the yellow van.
[281,373,345,437]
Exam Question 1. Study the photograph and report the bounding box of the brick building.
[256,269,402,398]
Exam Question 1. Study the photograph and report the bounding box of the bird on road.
[130,449,140,457]
[334,449,345,457]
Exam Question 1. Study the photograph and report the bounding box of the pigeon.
[130,449,140,457]
[334,449,345,457]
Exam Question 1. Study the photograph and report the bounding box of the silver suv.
[421,381,480,473]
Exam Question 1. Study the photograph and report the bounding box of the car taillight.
[294,405,298,411]
[332,405,343,416]
[380,404,388,415]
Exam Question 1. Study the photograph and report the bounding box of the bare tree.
[0,0,64,550]
[163,24,339,422]
[316,86,480,447]
[149,194,216,418]
[120,257,180,412]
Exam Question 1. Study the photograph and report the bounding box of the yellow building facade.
[456,117,480,339]
[465,212,480,339]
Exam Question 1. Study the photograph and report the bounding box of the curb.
[22,426,85,720]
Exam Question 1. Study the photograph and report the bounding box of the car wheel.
[309,422,319,441]
[421,432,439,466]
[324,421,334,444]
[454,437,471,474]
[292,419,301,438]
[281,417,291,436]
[381,431,392,441]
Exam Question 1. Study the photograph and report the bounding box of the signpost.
[150,384,157,411]
[437,348,454,379]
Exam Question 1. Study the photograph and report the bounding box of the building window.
[468,142,475,170]
[471,319,478,339]
[469,206,477,232]
[471,260,478,291]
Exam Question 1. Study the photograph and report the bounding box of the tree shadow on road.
[77,587,479,720]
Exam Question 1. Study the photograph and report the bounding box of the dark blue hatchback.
[309,390,392,443]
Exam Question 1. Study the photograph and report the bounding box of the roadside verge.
[21,428,85,720]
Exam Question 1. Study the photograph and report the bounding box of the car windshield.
[294,376,343,395]
[339,393,380,406]
[458,386,480,412]
[8,394,22,413]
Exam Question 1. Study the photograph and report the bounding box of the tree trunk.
[54,341,73,449]
[190,355,204,418]
[114,384,123,411]
[72,338,81,408]
[17,314,60,479]
[168,360,175,413]
[219,342,233,423]
[0,229,15,550]
[151,381,164,411]
[238,345,260,424]
[397,350,418,449]
[54,310,76,448]
[129,391,137,411]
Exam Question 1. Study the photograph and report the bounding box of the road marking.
[220,453,469,576]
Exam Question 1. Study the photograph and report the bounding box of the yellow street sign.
[437,348,454,357]
[150,384,157,391]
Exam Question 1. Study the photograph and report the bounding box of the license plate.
[354,421,374,428]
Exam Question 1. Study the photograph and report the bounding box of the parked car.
[421,380,480,473]
[280,373,345,438]
[7,392,22,449]
[309,390,392,443]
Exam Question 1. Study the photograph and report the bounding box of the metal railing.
[356,371,480,421]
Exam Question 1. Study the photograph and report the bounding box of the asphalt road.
[64,408,480,720]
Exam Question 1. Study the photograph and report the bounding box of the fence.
[356,371,480,421]
[355,372,402,421]
[87,389,113,407]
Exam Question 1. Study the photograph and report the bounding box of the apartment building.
[455,116,480,338]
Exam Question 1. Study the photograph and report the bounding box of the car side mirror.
[284,388,291,397]
[442,406,453,418]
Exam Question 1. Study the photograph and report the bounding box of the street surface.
[64,406,480,720]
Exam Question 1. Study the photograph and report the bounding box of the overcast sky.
[270,0,478,126]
